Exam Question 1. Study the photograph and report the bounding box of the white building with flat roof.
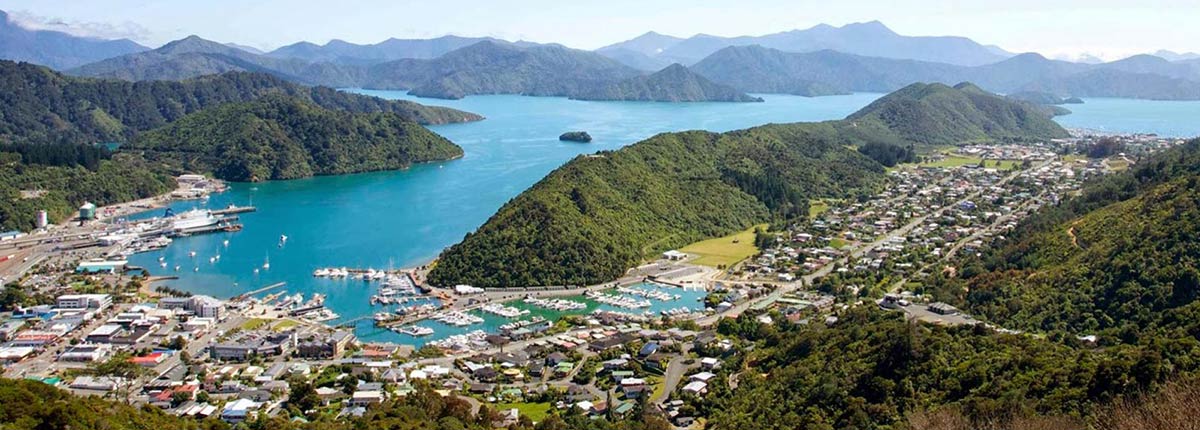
[56,294,112,311]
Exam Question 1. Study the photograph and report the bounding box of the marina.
[118,92,1188,347]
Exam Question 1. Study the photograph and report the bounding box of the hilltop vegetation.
[691,46,1200,101]
[572,63,762,102]
[0,60,479,148]
[846,83,1069,146]
[65,37,771,103]
[930,139,1200,344]
[129,96,463,182]
[701,307,1195,430]
[429,83,1059,287]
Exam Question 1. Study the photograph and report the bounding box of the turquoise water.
[126,92,1199,345]
[385,282,706,347]
[1054,98,1200,138]
[126,92,882,344]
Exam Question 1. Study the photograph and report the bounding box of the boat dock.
[232,282,287,301]
[211,205,256,216]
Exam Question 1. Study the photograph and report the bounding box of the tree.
[167,335,188,351]
[287,377,320,416]
[171,390,193,406]
[90,352,148,404]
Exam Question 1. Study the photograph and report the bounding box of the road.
[696,161,1047,327]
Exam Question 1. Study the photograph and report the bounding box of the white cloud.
[7,10,151,42]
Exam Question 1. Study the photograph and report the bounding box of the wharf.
[232,282,287,301]
[211,206,256,216]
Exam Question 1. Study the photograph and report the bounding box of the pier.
[211,205,257,216]
[232,282,287,301]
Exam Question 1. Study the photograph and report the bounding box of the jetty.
[232,282,287,301]
[211,205,256,216]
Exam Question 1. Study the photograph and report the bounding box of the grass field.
[808,199,835,218]
[240,318,269,330]
[495,402,552,422]
[829,238,850,250]
[892,154,1020,170]
[272,319,300,331]
[679,224,767,267]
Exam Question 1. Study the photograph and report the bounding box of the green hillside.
[938,139,1200,342]
[700,307,1188,430]
[370,41,640,99]
[0,60,479,147]
[0,152,175,231]
[129,96,463,182]
[704,138,1200,429]
[572,63,763,102]
[428,83,1054,288]
[846,82,1069,145]
[429,124,883,287]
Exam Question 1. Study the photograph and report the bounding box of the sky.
[2,0,1197,61]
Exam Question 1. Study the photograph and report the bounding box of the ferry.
[173,209,219,231]
[303,308,339,322]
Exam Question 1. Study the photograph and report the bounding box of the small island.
[559,131,593,143]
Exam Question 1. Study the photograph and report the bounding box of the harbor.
[349,281,707,347]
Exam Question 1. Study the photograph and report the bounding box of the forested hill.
[127,96,463,182]
[366,41,642,99]
[69,36,767,103]
[845,82,1069,145]
[0,60,480,147]
[427,83,1055,288]
[933,138,1200,344]
[571,63,763,102]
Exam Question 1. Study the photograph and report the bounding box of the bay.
[126,92,883,345]
[1054,98,1200,138]
[126,92,1200,346]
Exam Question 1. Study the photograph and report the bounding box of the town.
[0,133,1184,428]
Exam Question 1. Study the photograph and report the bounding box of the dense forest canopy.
[0,60,479,148]
[128,95,464,182]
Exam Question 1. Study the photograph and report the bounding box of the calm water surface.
[128,92,881,344]
[126,92,1197,345]
[1054,98,1200,138]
